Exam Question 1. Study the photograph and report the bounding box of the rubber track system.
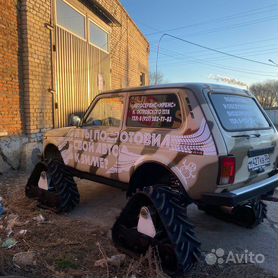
[112,185,201,275]
[25,160,80,212]
[25,161,48,199]
[198,200,267,228]
[232,200,267,228]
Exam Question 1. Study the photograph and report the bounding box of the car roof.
[100,82,249,96]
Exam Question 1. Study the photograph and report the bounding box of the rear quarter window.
[210,94,270,131]
[126,94,182,129]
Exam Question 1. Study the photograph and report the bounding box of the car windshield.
[210,93,270,131]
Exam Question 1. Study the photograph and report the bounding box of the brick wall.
[0,0,23,136]
[19,0,149,135]
[20,0,53,137]
[0,0,149,172]
[97,0,150,88]
[0,0,149,136]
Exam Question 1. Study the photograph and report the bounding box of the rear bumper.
[201,173,278,207]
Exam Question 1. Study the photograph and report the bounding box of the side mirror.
[70,115,81,127]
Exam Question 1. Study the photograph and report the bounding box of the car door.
[117,89,185,184]
[69,93,125,179]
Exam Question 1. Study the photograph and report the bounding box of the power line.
[153,44,277,59]
[149,37,277,53]
[174,16,276,40]
[153,56,276,78]
[152,51,277,70]
[200,49,277,61]
[151,46,277,65]
[146,4,276,36]
[152,50,276,75]
[156,33,275,66]
[149,16,276,40]
[168,61,277,78]
[152,51,276,77]
[192,51,277,64]
[150,38,277,64]
[154,33,276,83]
[148,15,276,46]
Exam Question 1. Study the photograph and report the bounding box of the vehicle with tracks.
[26,83,278,274]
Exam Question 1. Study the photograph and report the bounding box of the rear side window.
[127,94,182,129]
[210,94,270,131]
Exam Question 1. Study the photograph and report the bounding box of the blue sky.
[120,0,277,87]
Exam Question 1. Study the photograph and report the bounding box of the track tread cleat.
[112,185,201,275]
[25,159,80,212]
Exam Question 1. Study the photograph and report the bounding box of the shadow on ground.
[71,178,278,275]
[0,172,277,277]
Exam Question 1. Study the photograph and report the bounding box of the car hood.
[45,127,75,137]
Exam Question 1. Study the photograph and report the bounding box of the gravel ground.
[0,171,277,278]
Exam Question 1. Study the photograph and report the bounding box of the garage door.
[55,0,111,127]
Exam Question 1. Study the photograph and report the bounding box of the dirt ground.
[0,171,277,278]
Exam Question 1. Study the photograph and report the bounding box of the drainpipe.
[45,0,56,129]
[127,17,130,87]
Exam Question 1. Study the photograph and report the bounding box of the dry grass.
[0,183,168,278]
[124,248,168,278]
[0,174,277,278]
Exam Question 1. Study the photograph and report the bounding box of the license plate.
[248,154,270,171]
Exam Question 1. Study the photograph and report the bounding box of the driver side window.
[84,96,124,127]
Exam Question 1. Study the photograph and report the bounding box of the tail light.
[218,156,236,185]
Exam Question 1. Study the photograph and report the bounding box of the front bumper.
[201,173,278,207]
